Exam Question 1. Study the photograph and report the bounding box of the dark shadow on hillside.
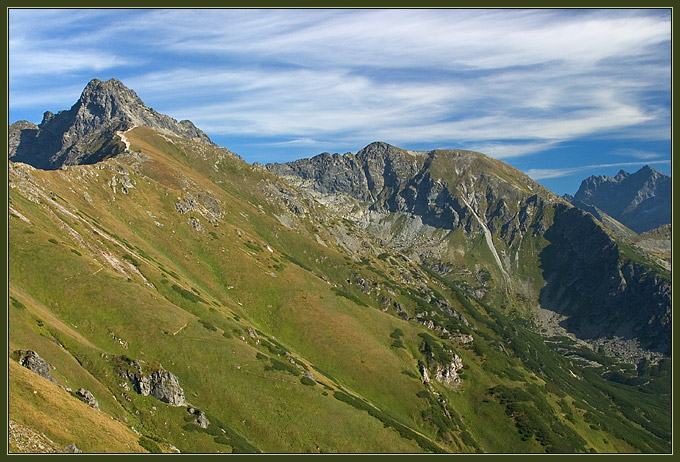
[11,127,54,170]
[538,204,671,355]
[11,125,125,171]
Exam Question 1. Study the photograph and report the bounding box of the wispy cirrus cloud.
[611,148,665,160]
[138,9,669,71]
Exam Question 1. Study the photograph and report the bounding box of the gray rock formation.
[195,411,210,429]
[16,350,57,384]
[10,78,215,170]
[431,353,464,387]
[65,443,83,453]
[125,360,186,407]
[570,166,671,234]
[8,120,38,157]
[75,388,100,410]
[188,408,210,428]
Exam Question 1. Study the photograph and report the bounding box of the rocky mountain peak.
[73,78,144,125]
[356,141,401,158]
[9,78,213,170]
[614,169,630,181]
[570,165,671,233]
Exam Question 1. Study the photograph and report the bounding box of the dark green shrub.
[331,287,368,307]
[138,437,162,453]
[245,242,263,252]
[300,376,316,386]
[390,328,404,339]
[199,319,217,331]
[391,339,405,349]
[265,358,300,376]
[171,284,205,303]
[122,254,140,267]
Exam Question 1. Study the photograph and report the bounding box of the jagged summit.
[570,165,671,233]
[9,78,213,169]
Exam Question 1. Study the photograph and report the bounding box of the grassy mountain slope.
[8,127,671,453]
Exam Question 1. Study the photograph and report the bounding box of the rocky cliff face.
[267,143,552,265]
[123,359,186,407]
[570,166,671,234]
[10,78,214,170]
[16,350,58,384]
[268,142,423,203]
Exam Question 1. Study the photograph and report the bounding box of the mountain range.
[8,78,672,454]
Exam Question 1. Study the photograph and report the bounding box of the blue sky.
[8,8,671,195]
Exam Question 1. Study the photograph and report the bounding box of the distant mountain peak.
[570,165,670,234]
[614,169,629,181]
[9,78,213,170]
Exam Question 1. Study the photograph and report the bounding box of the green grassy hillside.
[8,127,671,453]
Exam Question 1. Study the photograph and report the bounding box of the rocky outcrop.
[570,166,671,233]
[75,388,100,410]
[419,362,431,384]
[8,420,67,453]
[8,120,38,158]
[123,359,186,407]
[188,408,210,428]
[10,78,214,170]
[431,353,464,387]
[419,353,464,387]
[65,444,83,454]
[16,350,57,384]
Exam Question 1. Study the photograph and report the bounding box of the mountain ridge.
[267,142,670,356]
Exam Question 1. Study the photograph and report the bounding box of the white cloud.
[466,141,561,159]
[9,48,130,78]
[122,58,663,155]
[144,9,669,72]
[9,84,86,111]
[612,148,665,160]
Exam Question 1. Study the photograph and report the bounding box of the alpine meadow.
[7,7,672,456]
[7,77,671,454]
